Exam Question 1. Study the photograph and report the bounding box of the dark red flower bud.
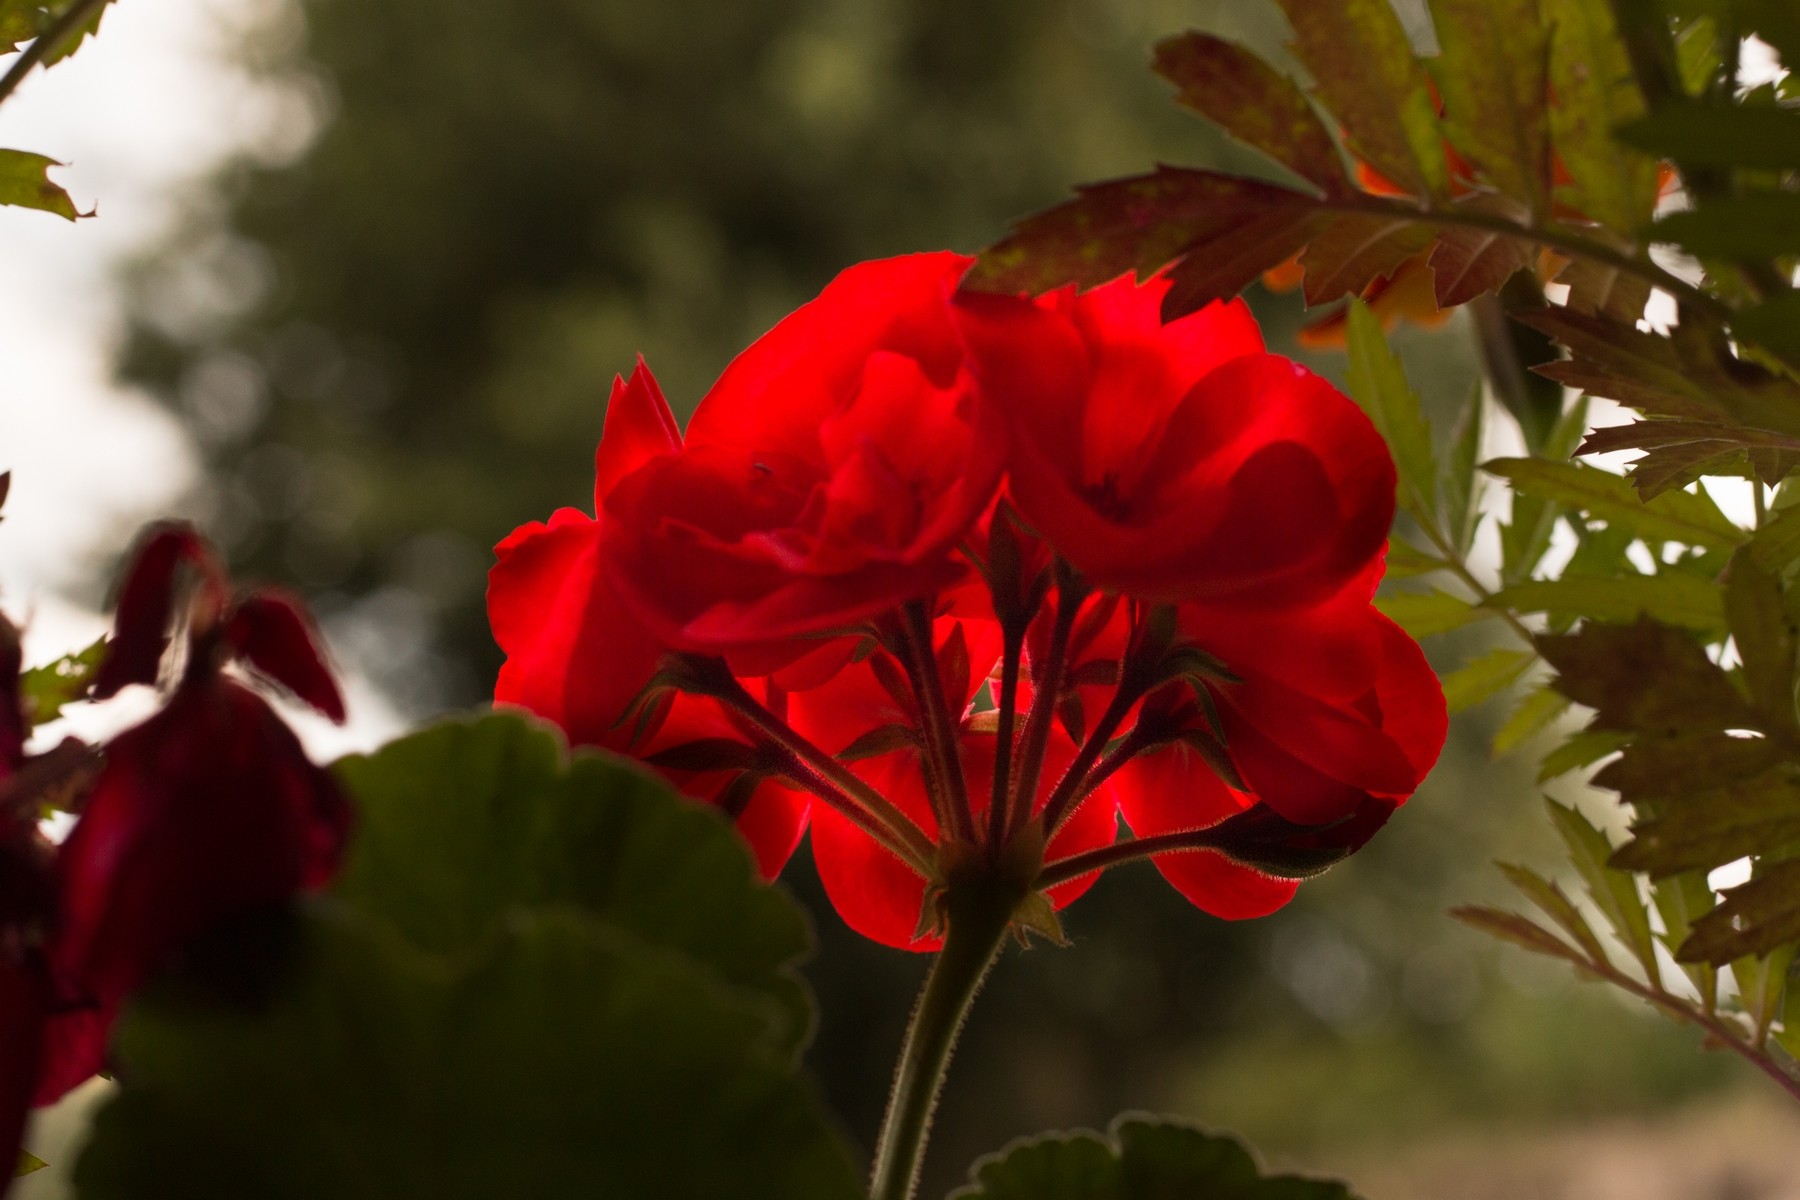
[91,524,226,700]
[225,591,347,723]
[52,677,351,1008]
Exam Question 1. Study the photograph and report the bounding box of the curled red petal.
[593,356,682,506]
[226,590,347,723]
[91,523,225,700]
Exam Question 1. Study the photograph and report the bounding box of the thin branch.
[0,0,111,108]
[898,600,973,846]
[1005,566,1083,843]
[1036,823,1230,890]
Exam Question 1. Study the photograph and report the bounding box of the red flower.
[601,253,1003,654]
[489,257,1444,951]
[488,362,811,877]
[1111,574,1446,919]
[53,525,352,1009]
[955,274,1395,609]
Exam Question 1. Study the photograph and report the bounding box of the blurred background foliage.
[75,0,1788,1196]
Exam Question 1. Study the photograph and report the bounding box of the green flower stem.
[986,621,1025,850]
[1005,568,1083,842]
[1035,825,1229,890]
[899,600,973,845]
[694,659,937,873]
[869,877,1019,1200]
[1038,675,1143,837]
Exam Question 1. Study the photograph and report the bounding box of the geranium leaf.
[1496,861,1610,964]
[1427,0,1552,214]
[331,712,815,1055]
[1543,0,1661,233]
[1272,0,1446,200]
[1732,293,1800,376]
[1448,904,1595,968]
[1443,386,1486,556]
[1152,33,1352,195]
[18,635,106,727]
[1537,728,1632,781]
[953,1115,1356,1200]
[1724,545,1799,725]
[1492,682,1572,755]
[1614,769,1800,877]
[75,905,863,1199]
[0,149,83,220]
[1383,536,1450,579]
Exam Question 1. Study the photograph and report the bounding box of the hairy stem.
[1005,569,1083,843]
[695,659,937,873]
[986,621,1026,852]
[869,877,1018,1200]
[899,600,973,846]
[1036,824,1231,890]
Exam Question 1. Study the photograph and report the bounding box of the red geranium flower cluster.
[489,253,1447,950]
[1,525,349,1178]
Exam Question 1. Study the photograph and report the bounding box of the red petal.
[225,591,347,723]
[1113,740,1298,919]
[0,959,46,1167]
[593,357,682,506]
[91,523,225,699]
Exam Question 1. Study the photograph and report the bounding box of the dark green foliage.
[75,713,861,1197]
[0,149,81,219]
[18,635,104,727]
[953,1117,1356,1200]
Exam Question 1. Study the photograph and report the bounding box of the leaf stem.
[899,600,974,846]
[0,0,112,108]
[869,876,1018,1200]
[1038,676,1143,837]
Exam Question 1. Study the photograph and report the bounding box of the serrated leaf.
[1448,904,1595,968]
[1578,420,1800,500]
[965,167,1310,299]
[1652,870,1717,1002]
[1375,588,1490,637]
[1654,194,1800,260]
[1484,457,1745,548]
[1383,536,1449,578]
[1428,0,1552,214]
[19,635,105,727]
[1732,941,1794,1043]
[1153,33,1351,195]
[1555,254,1651,322]
[1299,216,1435,306]
[1162,205,1332,317]
[1427,204,1538,307]
[1752,503,1800,574]
[1523,308,1800,437]
[1543,0,1661,232]
[1443,387,1486,555]
[1497,861,1610,963]
[1725,545,1798,724]
[953,1115,1356,1200]
[1614,767,1800,877]
[75,905,863,1200]
[1344,297,1438,525]
[1493,683,1572,755]
[1442,647,1535,714]
[1618,99,1800,171]
[1547,798,1659,978]
[1537,619,1756,732]
[0,149,82,220]
[1679,857,1800,963]
[1492,573,1727,633]
[15,1151,46,1177]
[1592,732,1785,801]
[1537,728,1631,781]
[1273,0,1447,200]
[332,713,815,1055]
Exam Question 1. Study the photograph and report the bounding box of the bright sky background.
[0,0,400,755]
